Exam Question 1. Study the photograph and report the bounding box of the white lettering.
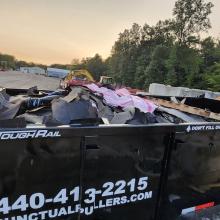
[1,177,154,219]
[84,206,94,216]
[67,206,75,214]
[35,130,48,138]
[38,211,47,220]
[26,132,36,138]
[137,193,145,200]
[54,131,61,137]
[16,215,27,220]
[112,197,120,206]
[98,200,106,208]
[0,130,61,140]
[29,213,38,220]
[105,198,113,207]
[130,194,137,202]
[48,209,58,218]
[145,191,153,199]
[1,133,11,139]
[57,207,67,217]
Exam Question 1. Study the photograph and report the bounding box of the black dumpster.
[0,123,220,220]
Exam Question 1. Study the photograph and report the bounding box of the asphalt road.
[0,71,60,90]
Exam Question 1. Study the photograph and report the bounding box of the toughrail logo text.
[0,130,61,140]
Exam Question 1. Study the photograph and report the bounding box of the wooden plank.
[148,97,220,121]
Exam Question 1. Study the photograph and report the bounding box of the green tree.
[0,53,16,69]
[164,45,203,87]
[201,37,220,67]
[172,0,214,45]
[108,23,142,86]
[144,45,170,88]
[50,64,71,70]
[79,54,106,80]
[134,52,151,89]
[165,46,178,85]
[205,63,220,91]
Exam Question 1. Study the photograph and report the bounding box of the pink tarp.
[85,84,157,113]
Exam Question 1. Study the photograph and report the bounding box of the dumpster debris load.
[0,83,220,127]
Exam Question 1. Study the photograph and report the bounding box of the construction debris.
[148,97,220,121]
[149,83,220,99]
[0,82,220,127]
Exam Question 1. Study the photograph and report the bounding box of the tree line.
[103,0,220,91]
[1,0,220,91]
[55,0,220,91]
[0,54,47,70]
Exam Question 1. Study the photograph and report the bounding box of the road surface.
[0,71,60,90]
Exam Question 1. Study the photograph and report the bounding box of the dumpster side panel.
[0,131,81,220]
[0,125,185,220]
[80,130,171,220]
[4,124,220,220]
[161,126,220,220]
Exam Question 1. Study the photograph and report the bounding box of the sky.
[0,0,219,65]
